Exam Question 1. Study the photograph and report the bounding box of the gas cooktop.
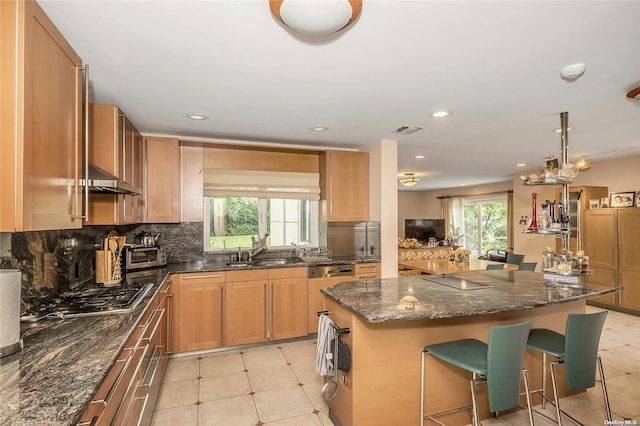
[21,281,154,322]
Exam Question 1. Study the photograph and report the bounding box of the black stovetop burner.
[21,281,154,322]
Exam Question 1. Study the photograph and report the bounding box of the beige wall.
[397,181,513,238]
[512,154,640,263]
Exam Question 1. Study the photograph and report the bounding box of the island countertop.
[321,270,622,323]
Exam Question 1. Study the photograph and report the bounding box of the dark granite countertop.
[321,270,622,323]
[0,257,378,425]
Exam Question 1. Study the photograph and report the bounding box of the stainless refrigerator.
[320,222,381,261]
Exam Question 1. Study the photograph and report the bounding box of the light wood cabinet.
[584,208,640,313]
[180,143,204,222]
[86,104,142,225]
[270,267,308,340]
[175,273,225,352]
[144,137,180,223]
[355,263,380,280]
[225,270,269,346]
[307,275,354,334]
[320,150,369,222]
[1,0,84,231]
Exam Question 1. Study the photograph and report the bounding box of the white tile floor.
[152,306,640,426]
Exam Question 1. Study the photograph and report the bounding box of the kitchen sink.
[225,262,251,268]
[251,258,302,267]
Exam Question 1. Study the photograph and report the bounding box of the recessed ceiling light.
[516,162,527,167]
[186,113,207,120]
[431,110,451,118]
[554,127,572,133]
[311,126,328,132]
[415,155,425,159]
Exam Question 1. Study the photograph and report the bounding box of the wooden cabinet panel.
[176,273,224,352]
[583,267,618,306]
[620,270,640,312]
[144,137,180,223]
[618,209,640,273]
[307,275,354,334]
[180,143,204,222]
[355,263,380,280]
[1,1,83,231]
[555,186,608,253]
[271,276,307,340]
[320,150,369,222]
[225,280,267,345]
[583,210,617,270]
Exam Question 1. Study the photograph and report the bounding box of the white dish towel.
[315,314,337,376]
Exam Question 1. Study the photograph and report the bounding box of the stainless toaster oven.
[125,245,168,271]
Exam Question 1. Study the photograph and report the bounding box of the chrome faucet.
[248,235,268,262]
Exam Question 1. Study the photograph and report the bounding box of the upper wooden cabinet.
[144,137,180,223]
[180,143,204,222]
[320,150,369,222]
[85,104,142,225]
[1,1,84,231]
[554,186,608,253]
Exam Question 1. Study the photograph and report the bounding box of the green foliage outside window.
[463,201,507,255]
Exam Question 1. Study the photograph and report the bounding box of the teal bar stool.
[527,311,611,425]
[486,263,505,270]
[506,253,525,265]
[519,262,537,271]
[421,321,534,426]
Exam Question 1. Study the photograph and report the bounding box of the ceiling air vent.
[393,125,423,135]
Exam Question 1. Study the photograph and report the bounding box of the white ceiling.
[39,0,640,191]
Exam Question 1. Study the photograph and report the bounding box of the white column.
[362,139,398,278]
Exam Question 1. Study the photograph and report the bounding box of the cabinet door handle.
[220,285,225,346]
[167,293,174,354]
[182,274,224,280]
[112,344,149,424]
[264,283,268,340]
[142,308,165,342]
[141,344,163,388]
[73,64,89,220]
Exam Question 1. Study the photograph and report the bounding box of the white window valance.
[203,169,321,200]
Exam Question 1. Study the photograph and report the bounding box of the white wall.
[512,154,640,263]
[397,181,512,238]
[364,139,398,278]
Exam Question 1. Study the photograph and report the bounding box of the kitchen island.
[320,270,621,426]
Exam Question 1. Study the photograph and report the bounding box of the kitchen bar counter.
[321,271,621,426]
[322,270,619,323]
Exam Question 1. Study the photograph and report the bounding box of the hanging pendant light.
[270,0,363,36]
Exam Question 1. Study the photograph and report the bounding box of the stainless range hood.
[80,162,142,195]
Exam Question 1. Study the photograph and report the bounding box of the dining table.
[398,258,519,274]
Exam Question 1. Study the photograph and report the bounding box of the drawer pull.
[91,346,144,406]
[142,308,165,342]
[141,344,164,388]
[182,274,223,280]
[111,344,149,423]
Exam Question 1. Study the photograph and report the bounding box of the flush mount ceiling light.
[310,126,328,131]
[430,110,451,118]
[415,155,425,159]
[270,0,362,36]
[186,113,207,120]
[516,162,527,167]
[399,173,420,187]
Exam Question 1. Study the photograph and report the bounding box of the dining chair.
[421,321,534,426]
[506,253,525,265]
[526,311,610,425]
[486,264,505,270]
[519,262,537,271]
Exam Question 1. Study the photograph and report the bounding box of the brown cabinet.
[320,150,369,222]
[584,208,640,313]
[79,279,172,425]
[86,104,143,225]
[180,143,204,222]
[355,263,380,280]
[1,0,84,231]
[225,270,269,346]
[144,137,180,223]
[307,275,354,334]
[270,267,308,340]
[175,272,225,352]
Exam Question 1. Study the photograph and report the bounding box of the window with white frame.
[203,197,318,251]
[462,194,508,256]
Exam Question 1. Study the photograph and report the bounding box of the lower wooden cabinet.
[225,270,269,346]
[355,262,380,280]
[175,272,225,352]
[307,275,354,334]
[270,267,308,340]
